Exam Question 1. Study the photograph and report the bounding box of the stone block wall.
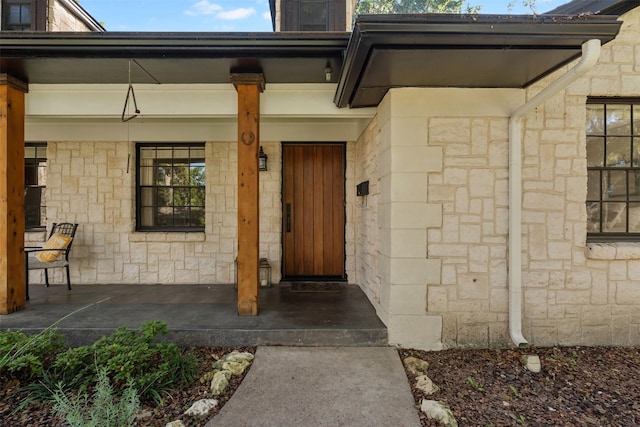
[518,8,640,347]
[426,116,511,348]
[27,139,357,287]
[28,140,285,286]
[354,115,381,305]
[48,0,94,31]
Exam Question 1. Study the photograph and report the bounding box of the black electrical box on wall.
[357,181,369,196]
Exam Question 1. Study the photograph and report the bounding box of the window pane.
[173,188,190,207]
[140,187,154,207]
[299,0,327,31]
[587,170,601,201]
[586,104,605,134]
[141,207,154,227]
[587,202,601,233]
[155,164,171,186]
[9,4,30,25]
[630,173,640,201]
[191,187,205,207]
[630,203,640,232]
[606,136,631,167]
[191,165,205,186]
[604,170,627,199]
[157,188,173,207]
[191,148,205,159]
[634,106,640,135]
[586,136,604,167]
[191,208,205,227]
[603,202,626,232]
[173,207,189,226]
[606,104,631,136]
[172,165,190,186]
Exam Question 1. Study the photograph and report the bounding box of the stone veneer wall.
[426,113,512,348]
[48,0,94,31]
[353,8,640,350]
[518,8,640,347]
[27,139,358,287]
[354,116,381,305]
[28,140,284,285]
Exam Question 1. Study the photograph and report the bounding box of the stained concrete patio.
[0,283,388,347]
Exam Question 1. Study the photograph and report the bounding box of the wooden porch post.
[0,74,28,314]
[231,73,264,316]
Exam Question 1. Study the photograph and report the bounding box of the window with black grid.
[25,143,46,230]
[586,98,640,241]
[136,143,205,231]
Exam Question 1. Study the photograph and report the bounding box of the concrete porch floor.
[0,283,388,347]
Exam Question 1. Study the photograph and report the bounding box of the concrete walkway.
[207,346,421,427]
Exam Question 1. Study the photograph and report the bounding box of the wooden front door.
[283,143,345,279]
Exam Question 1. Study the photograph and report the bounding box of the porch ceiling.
[0,13,623,109]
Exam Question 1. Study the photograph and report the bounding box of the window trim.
[586,97,640,243]
[135,142,206,232]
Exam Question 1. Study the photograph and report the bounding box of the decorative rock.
[210,370,232,396]
[184,399,219,417]
[223,360,252,375]
[522,355,541,373]
[404,356,430,375]
[421,400,458,427]
[166,421,186,427]
[213,350,254,374]
[415,374,440,395]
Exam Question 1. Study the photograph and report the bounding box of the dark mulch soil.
[400,346,640,427]
[0,346,255,427]
[4,345,639,426]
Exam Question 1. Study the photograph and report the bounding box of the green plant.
[0,329,63,378]
[51,367,140,427]
[466,376,484,392]
[52,320,198,403]
[1,299,110,379]
[509,385,519,399]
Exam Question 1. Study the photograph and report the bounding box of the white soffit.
[26,83,376,119]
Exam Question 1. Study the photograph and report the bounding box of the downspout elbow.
[507,39,601,348]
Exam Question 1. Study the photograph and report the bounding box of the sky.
[79,0,570,32]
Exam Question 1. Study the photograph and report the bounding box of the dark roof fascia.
[545,0,640,16]
[334,13,623,108]
[0,31,350,58]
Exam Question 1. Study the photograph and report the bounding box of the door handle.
[286,203,291,232]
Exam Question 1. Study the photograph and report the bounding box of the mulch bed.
[400,346,640,426]
[3,345,640,426]
[0,346,255,427]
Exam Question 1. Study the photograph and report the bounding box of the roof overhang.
[0,32,349,85]
[0,12,624,110]
[335,14,622,108]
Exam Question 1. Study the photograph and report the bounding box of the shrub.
[52,320,198,403]
[0,329,64,378]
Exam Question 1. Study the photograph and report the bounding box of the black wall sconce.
[259,146,268,171]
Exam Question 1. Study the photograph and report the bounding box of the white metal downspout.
[508,39,601,347]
